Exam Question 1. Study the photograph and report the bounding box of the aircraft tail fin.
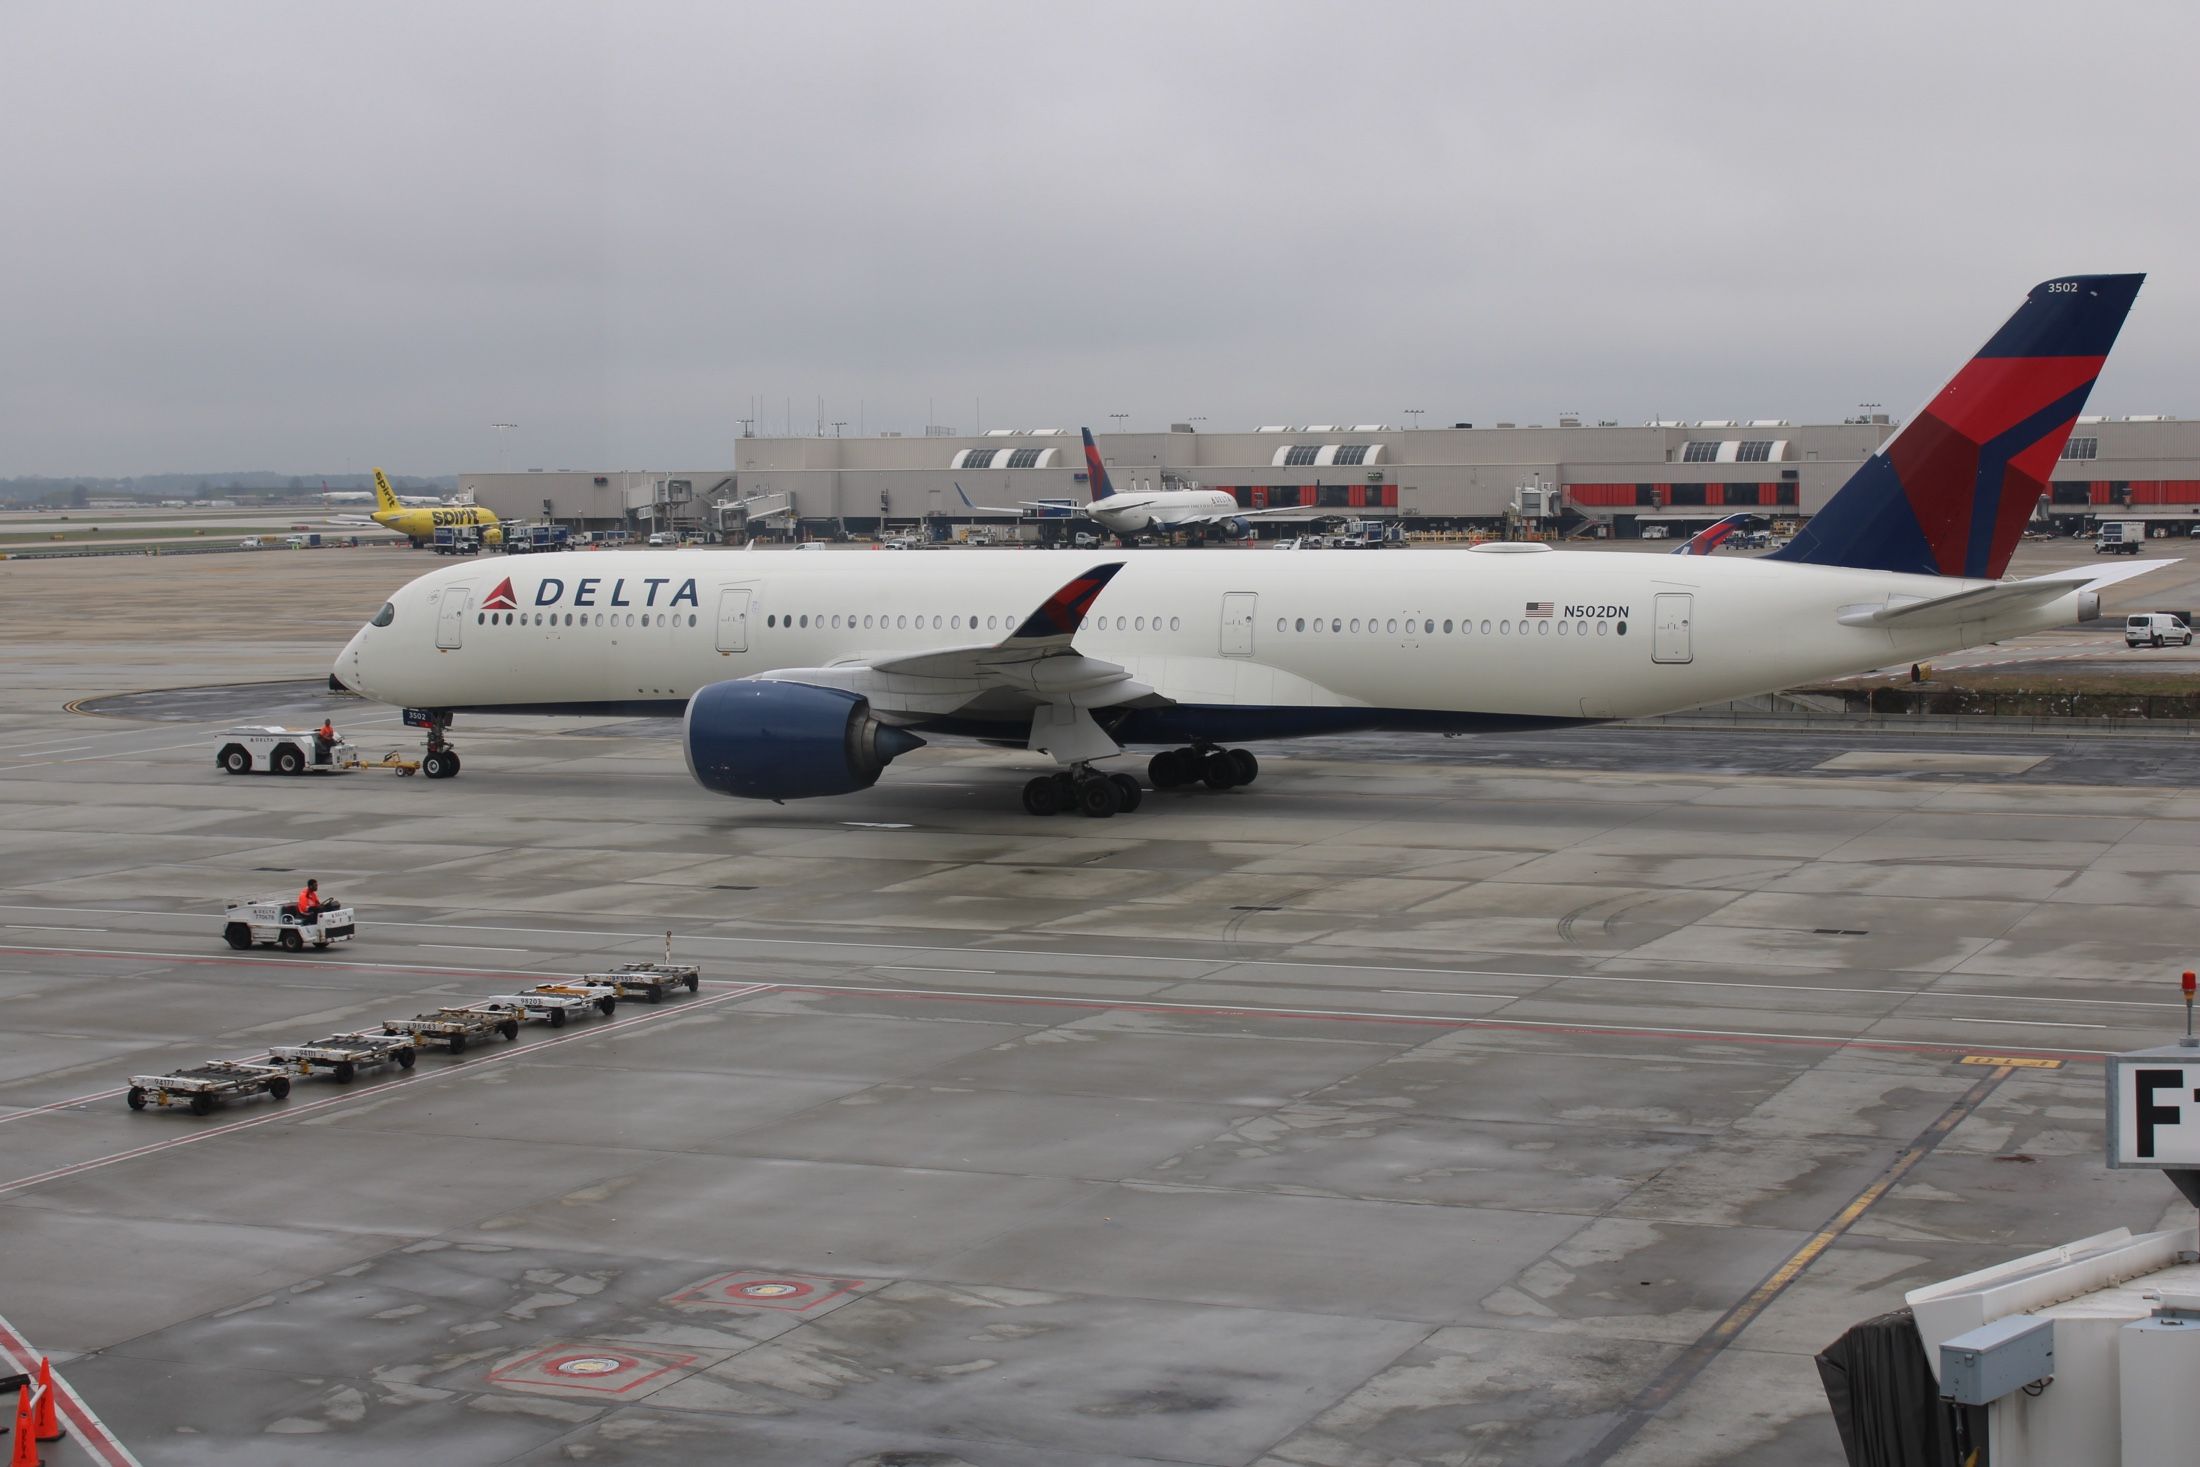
[1769,274,2143,579]
[1080,428,1117,501]
[372,468,402,515]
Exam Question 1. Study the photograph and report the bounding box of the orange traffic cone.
[29,1363,57,1443]
[9,1383,38,1467]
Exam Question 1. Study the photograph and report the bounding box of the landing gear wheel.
[1022,775,1065,817]
[126,1087,146,1111]
[268,1076,291,1100]
[190,1093,215,1116]
[1201,750,1240,790]
[279,929,304,952]
[1229,749,1259,785]
[224,923,251,950]
[1077,777,1123,819]
[422,749,458,780]
[1148,750,1186,789]
[548,1007,568,1028]
[1109,772,1144,813]
[447,752,462,775]
[396,1047,416,1069]
[333,1061,357,1084]
[272,744,304,776]
[219,746,251,775]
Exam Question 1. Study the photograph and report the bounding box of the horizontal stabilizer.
[1836,559,2169,629]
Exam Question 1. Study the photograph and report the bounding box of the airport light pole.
[1110,413,1130,435]
[491,422,517,474]
[1404,410,1424,430]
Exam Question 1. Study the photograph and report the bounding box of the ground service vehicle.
[2125,612,2193,647]
[223,895,357,951]
[2096,521,2144,554]
[216,725,354,775]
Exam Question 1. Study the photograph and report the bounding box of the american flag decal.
[1523,601,1554,618]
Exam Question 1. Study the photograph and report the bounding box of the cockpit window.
[370,602,395,628]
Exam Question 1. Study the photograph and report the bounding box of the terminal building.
[460,414,2200,543]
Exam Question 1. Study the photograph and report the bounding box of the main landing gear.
[1022,768,1144,819]
[1148,745,1258,792]
[1017,746,1261,818]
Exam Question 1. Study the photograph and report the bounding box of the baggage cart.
[127,1060,291,1115]
[381,1005,523,1054]
[266,1031,420,1083]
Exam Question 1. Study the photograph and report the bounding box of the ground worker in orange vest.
[314,718,338,764]
[296,879,324,922]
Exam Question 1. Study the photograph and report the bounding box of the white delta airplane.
[956,428,1303,539]
[334,274,2157,817]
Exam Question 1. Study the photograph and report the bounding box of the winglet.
[1080,428,1117,501]
[1009,562,1124,641]
[954,481,977,508]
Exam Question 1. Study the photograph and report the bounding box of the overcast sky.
[5,0,2193,476]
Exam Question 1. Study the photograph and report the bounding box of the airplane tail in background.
[1672,512,1757,556]
[1080,428,1118,501]
[372,467,403,515]
[1770,273,2143,580]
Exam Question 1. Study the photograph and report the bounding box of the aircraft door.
[1220,592,1257,657]
[435,587,473,649]
[715,587,752,654]
[1652,592,1693,664]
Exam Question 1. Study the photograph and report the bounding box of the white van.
[2126,613,2193,648]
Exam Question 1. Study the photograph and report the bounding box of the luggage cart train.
[129,936,708,1114]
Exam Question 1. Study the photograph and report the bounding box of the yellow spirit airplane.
[352,468,502,549]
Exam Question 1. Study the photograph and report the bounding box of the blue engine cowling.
[684,680,926,800]
[1225,516,1250,539]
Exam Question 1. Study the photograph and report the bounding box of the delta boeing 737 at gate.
[334,275,2157,818]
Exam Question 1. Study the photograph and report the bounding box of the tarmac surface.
[3,547,2199,1466]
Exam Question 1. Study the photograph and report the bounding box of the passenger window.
[1172,617,1182,632]
[1500,620,1511,634]
[1276,618,1286,632]
[988,615,998,630]
[897,615,906,629]
[1349,619,1360,633]
[1311,619,1322,634]
[1558,621,1569,635]
[1537,621,1549,635]
[1386,618,1397,633]
[1295,618,1305,631]
[1616,621,1628,636]
[1442,619,1453,633]
[1597,621,1608,636]
[475,613,483,625]
[767,614,776,628]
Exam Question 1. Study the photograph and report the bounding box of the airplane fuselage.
[337,546,2075,739]
[1088,489,1248,534]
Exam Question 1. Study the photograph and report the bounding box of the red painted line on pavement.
[0,1309,142,1467]
[775,981,2106,1064]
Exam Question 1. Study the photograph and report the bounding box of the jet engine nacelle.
[1225,516,1251,539]
[684,680,925,800]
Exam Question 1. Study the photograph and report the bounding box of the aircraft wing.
[745,563,1160,726]
[953,482,1051,517]
[1836,560,2169,629]
[1174,504,1309,526]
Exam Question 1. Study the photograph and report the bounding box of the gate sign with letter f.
[2108,1050,2200,1170]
